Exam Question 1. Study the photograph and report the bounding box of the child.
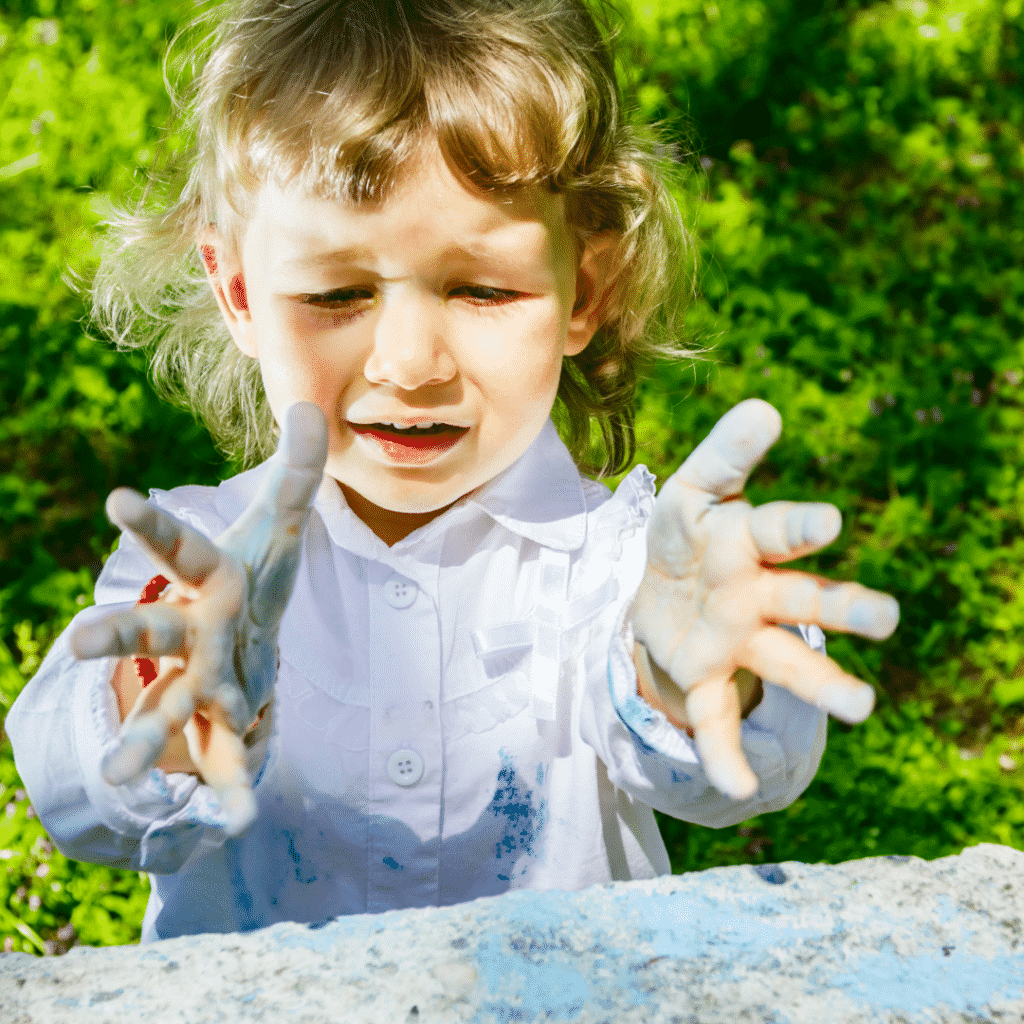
[7,0,898,941]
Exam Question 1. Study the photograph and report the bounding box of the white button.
[384,575,418,609]
[387,749,424,787]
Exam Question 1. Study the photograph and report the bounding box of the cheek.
[254,315,348,406]
[471,310,567,397]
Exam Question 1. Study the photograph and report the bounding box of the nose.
[363,287,457,390]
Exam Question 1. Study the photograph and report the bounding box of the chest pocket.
[470,547,619,723]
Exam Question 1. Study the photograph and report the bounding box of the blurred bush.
[603,0,1024,871]
[1,0,1022,953]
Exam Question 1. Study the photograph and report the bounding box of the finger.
[686,675,759,800]
[185,709,258,836]
[757,571,900,640]
[101,709,172,785]
[743,625,876,723]
[747,501,842,562]
[223,401,327,534]
[100,672,196,785]
[70,604,188,661]
[218,401,328,627]
[675,399,782,500]
[106,488,222,590]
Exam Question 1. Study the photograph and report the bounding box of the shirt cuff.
[608,613,827,805]
[70,605,245,869]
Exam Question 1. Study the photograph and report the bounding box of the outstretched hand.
[631,399,899,801]
[70,402,328,834]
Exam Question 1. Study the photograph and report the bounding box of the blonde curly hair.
[90,0,702,478]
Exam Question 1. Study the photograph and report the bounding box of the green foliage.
[1,0,223,955]
[603,0,1024,872]
[0,0,228,648]
[658,709,1024,872]
[1,0,1022,955]
[0,742,151,955]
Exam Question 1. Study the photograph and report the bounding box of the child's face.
[204,146,612,544]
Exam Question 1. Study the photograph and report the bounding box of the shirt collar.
[215,417,589,557]
[460,418,588,551]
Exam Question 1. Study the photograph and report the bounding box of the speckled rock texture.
[2,843,1022,1023]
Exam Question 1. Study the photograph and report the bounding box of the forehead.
[246,149,575,272]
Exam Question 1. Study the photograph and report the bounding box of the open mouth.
[349,422,470,461]
[361,423,460,436]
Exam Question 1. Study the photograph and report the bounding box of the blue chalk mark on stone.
[753,863,787,885]
[489,749,547,883]
[273,915,369,954]
[619,888,856,964]
[383,855,404,871]
[469,890,647,1023]
[612,887,1024,1017]
[475,941,589,1021]
[825,951,1024,1013]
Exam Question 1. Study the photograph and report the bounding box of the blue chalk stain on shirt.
[608,659,661,755]
[489,748,547,883]
[226,839,261,932]
[536,761,545,786]
[281,829,316,884]
[383,856,404,871]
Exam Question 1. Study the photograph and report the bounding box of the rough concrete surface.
[2,843,1022,1024]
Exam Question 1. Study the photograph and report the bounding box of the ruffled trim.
[147,486,224,541]
[584,463,656,564]
[441,671,530,738]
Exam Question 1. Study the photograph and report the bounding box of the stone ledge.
[2,843,1022,1023]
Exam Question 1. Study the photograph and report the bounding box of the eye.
[301,288,373,309]
[298,284,521,310]
[451,285,520,306]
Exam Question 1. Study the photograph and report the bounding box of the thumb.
[674,399,782,500]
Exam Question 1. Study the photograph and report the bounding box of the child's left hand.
[630,398,899,801]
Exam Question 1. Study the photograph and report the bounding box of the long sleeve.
[581,589,828,828]
[577,470,829,829]
[6,491,271,875]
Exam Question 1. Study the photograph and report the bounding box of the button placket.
[367,559,442,912]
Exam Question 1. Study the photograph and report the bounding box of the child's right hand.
[70,402,328,835]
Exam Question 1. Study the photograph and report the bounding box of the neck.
[338,482,458,547]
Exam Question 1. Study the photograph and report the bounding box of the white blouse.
[7,418,827,942]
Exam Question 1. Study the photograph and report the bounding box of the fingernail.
[101,740,153,786]
[848,597,899,638]
[819,680,875,723]
[70,624,109,661]
[162,688,195,723]
[726,771,759,801]
[217,686,249,732]
[221,788,258,836]
[806,505,841,545]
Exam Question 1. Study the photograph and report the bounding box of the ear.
[564,232,619,357]
[196,224,258,358]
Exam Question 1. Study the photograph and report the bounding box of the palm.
[71,403,328,833]
[631,399,899,800]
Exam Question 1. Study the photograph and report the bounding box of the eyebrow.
[279,241,526,272]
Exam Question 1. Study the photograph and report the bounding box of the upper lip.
[348,417,471,429]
